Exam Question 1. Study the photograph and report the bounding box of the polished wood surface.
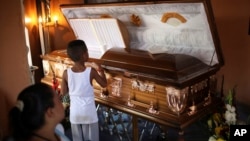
[101,48,218,87]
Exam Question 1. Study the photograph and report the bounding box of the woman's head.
[67,39,88,62]
[8,83,65,140]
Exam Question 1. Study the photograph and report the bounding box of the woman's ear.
[46,107,54,118]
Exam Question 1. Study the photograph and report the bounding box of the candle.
[39,23,45,55]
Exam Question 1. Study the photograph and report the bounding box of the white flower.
[208,135,217,141]
[226,104,236,112]
[225,104,237,125]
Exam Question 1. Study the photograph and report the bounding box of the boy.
[61,39,107,141]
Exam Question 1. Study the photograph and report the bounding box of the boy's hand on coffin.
[85,62,102,75]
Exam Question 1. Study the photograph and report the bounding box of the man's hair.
[67,40,88,62]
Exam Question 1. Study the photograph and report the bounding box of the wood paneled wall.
[0,0,32,137]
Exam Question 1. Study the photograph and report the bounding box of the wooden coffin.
[98,48,222,129]
[41,0,224,131]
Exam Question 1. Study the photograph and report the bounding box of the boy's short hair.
[67,40,88,62]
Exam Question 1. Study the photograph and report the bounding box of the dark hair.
[8,83,55,140]
[67,39,88,62]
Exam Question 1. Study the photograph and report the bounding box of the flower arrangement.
[207,87,237,141]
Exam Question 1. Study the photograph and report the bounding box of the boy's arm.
[87,62,107,88]
[60,69,69,96]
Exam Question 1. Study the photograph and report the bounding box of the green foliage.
[224,86,237,106]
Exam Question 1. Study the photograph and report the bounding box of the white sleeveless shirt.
[67,67,98,124]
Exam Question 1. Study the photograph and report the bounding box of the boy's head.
[67,39,88,62]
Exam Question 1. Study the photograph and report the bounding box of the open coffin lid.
[60,0,224,88]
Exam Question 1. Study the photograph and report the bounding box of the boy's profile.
[61,39,107,141]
